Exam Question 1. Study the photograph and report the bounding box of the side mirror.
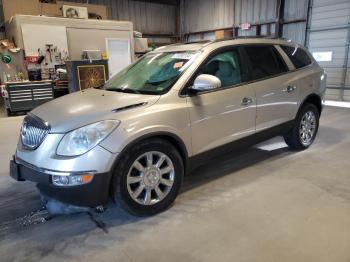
[190,74,221,93]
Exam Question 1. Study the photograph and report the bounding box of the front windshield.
[104,51,199,95]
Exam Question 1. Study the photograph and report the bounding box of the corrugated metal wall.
[284,0,308,21]
[282,22,306,44]
[282,0,308,44]
[86,0,177,35]
[183,0,278,33]
[42,0,177,36]
[183,0,234,33]
[183,0,309,45]
[234,0,278,25]
[307,0,350,101]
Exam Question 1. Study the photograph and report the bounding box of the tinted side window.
[280,45,312,69]
[243,45,288,81]
[199,49,243,88]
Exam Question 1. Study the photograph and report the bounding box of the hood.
[31,89,160,133]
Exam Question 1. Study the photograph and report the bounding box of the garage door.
[307,0,350,101]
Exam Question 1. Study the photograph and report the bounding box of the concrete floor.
[0,106,350,262]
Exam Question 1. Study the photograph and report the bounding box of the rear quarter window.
[280,45,312,69]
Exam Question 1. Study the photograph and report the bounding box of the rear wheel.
[112,139,184,216]
[284,103,320,150]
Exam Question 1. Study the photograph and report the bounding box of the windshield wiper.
[105,88,141,94]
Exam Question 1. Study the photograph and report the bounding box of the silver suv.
[10,38,326,216]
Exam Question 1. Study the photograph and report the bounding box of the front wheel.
[284,103,320,150]
[112,138,184,216]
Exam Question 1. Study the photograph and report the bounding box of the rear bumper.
[10,157,112,207]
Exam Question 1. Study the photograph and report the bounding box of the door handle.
[241,97,253,106]
[283,85,297,93]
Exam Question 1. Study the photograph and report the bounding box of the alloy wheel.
[299,110,317,146]
[126,151,175,206]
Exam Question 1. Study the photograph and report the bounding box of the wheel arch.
[111,131,189,175]
[107,132,189,199]
[299,93,322,115]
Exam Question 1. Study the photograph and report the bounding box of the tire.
[284,103,320,150]
[112,138,184,216]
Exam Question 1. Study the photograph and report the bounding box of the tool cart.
[2,80,54,116]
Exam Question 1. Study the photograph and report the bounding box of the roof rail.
[215,35,291,41]
[185,36,292,44]
[183,39,214,45]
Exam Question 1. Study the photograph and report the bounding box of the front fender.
[100,124,191,155]
[99,93,192,157]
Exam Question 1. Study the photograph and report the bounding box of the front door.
[186,48,256,155]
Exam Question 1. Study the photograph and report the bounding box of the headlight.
[57,120,120,156]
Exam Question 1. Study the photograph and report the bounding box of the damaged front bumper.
[10,156,112,207]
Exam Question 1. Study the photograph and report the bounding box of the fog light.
[52,174,93,186]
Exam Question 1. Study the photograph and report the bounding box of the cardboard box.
[215,29,233,40]
[134,38,149,53]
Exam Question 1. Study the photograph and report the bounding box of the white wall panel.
[307,0,350,100]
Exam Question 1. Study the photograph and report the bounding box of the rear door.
[280,45,317,103]
[242,44,299,132]
[185,47,256,155]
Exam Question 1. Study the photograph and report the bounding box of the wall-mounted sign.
[26,56,39,64]
[312,51,333,62]
[240,23,251,30]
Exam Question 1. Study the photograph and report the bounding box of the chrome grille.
[21,114,50,150]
